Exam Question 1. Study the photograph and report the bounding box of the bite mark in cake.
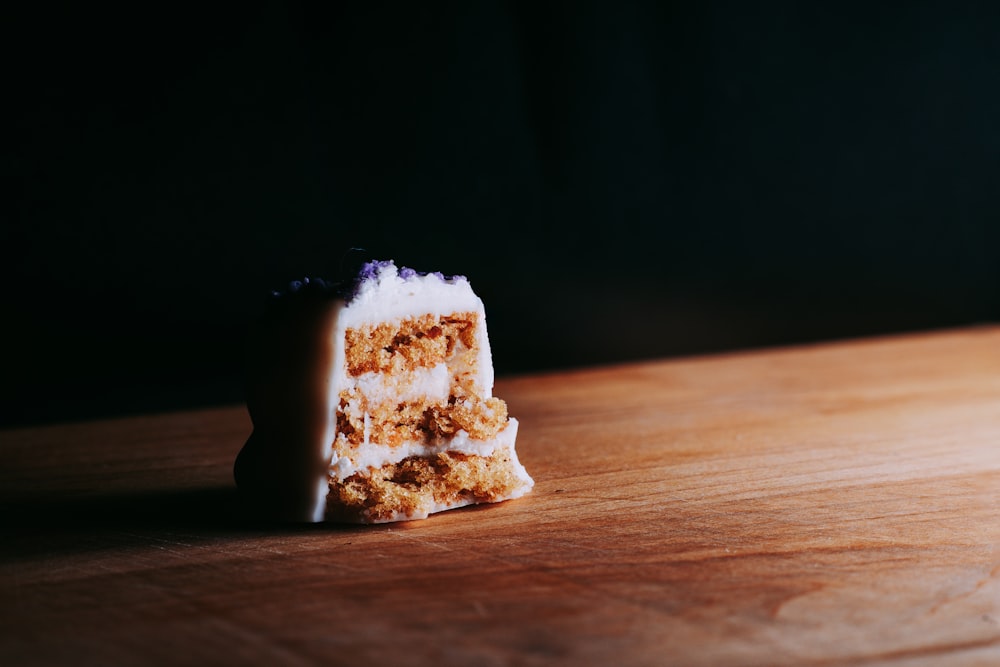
[234,260,533,523]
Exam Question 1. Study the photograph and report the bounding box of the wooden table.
[2,327,999,666]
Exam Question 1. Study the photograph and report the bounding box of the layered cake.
[235,260,533,523]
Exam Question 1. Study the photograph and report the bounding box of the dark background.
[6,2,999,427]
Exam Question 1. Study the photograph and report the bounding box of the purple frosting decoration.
[356,259,396,284]
[269,275,335,299]
[267,260,468,306]
[354,261,467,295]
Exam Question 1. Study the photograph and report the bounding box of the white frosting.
[236,294,343,524]
[353,364,451,409]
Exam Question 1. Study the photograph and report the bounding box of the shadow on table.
[0,486,363,563]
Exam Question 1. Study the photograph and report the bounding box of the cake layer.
[326,437,532,523]
[336,392,508,447]
[345,313,479,378]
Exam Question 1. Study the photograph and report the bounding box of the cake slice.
[235,260,533,523]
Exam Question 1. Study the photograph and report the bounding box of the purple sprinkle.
[357,260,394,283]
[267,259,468,308]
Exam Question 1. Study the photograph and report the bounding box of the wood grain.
[2,327,1000,666]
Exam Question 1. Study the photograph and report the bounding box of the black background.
[6,2,999,426]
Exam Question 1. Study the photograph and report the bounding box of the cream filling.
[330,418,522,482]
[351,364,451,410]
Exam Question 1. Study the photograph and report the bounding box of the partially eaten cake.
[235,260,533,523]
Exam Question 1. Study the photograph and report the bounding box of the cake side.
[235,287,343,522]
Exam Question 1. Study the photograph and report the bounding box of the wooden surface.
[2,327,1000,666]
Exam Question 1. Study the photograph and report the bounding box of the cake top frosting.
[270,260,469,306]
